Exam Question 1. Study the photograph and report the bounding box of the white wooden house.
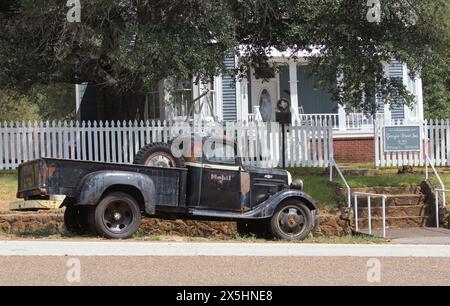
[75,49,424,142]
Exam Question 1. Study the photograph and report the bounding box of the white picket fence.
[375,119,450,167]
[425,120,450,167]
[0,120,334,170]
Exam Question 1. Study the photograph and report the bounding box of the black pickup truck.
[17,138,318,240]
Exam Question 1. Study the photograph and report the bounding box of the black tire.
[86,206,98,234]
[93,192,142,239]
[64,205,91,235]
[237,219,270,238]
[133,142,185,168]
[270,200,314,241]
[236,220,253,237]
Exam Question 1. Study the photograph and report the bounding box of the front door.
[251,71,279,122]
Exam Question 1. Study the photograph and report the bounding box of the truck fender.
[253,190,318,219]
[76,171,156,215]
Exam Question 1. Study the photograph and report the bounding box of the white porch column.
[214,76,223,121]
[416,75,424,122]
[338,104,347,131]
[384,104,392,125]
[382,61,392,125]
[75,84,81,121]
[239,77,249,122]
[336,73,346,130]
[288,62,299,123]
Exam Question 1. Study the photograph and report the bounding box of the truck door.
[198,142,241,211]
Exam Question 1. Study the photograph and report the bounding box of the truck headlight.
[291,179,304,191]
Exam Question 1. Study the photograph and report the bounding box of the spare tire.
[133,142,185,168]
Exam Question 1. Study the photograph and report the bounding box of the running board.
[189,208,259,220]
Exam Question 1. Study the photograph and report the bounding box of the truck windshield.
[204,142,236,165]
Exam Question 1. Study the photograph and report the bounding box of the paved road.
[0,241,449,286]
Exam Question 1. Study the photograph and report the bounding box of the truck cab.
[184,138,292,212]
[137,135,319,240]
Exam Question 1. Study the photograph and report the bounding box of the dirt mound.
[0,211,65,235]
[0,210,351,239]
[139,219,237,239]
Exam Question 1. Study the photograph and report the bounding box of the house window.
[200,79,216,117]
[145,83,161,120]
[173,80,194,117]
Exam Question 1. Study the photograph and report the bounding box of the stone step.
[357,216,432,229]
[356,205,429,218]
[339,168,380,177]
[356,194,426,207]
[352,186,421,195]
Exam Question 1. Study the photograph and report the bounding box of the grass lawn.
[226,234,386,244]
[286,167,337,211]
[342,168,450,203]
[0,170,18,210]
[0,230,386,244]
[288,166,450,210]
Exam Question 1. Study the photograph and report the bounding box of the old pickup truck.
[17,137,318,240]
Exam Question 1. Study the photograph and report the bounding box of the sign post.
[275,99,292,169]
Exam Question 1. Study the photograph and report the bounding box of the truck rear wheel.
[269,200,314,241]
[64,205,91,235]
[94,192,142,239]
[134,143,185,168]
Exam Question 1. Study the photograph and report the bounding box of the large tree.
[0,0,448,114]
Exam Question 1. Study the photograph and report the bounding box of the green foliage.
[0,90,40,122]
[29,84,76,121]
[418,0,450,119]
[0,85,75,122]
[235,0,448,113]
[0,0,236,92]
[0,0,448,114]
[423,56,450,119]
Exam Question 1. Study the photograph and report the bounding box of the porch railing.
[297,112,377,131]
[346,113,375,130]
[298,114,339,129]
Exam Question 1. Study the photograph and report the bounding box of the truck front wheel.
[270,200,314,241]
[94,192,142,239]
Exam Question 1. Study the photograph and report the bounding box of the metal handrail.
[353,192,388,238]
[425,154,445,192]
[425,154,447,228]
[434,189,449,228]
[329,159,351,208]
